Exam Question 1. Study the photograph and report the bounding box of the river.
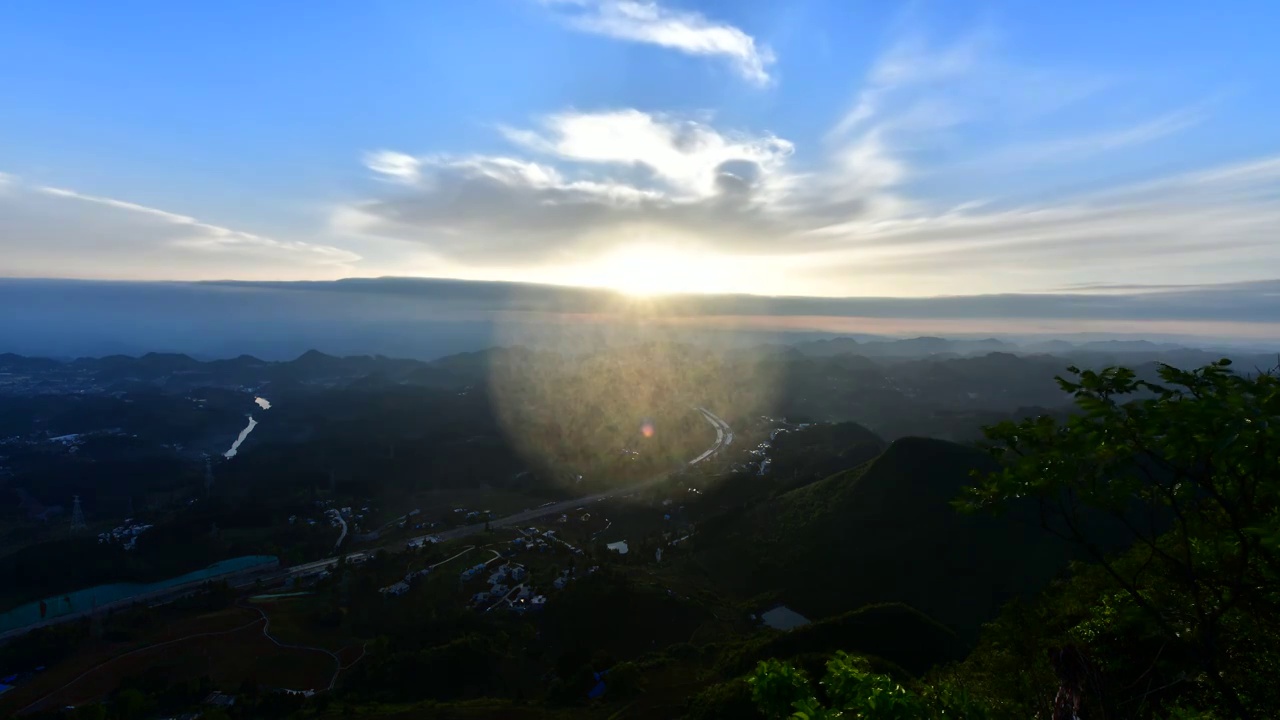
[0,555,279,634]
[223,396,270,459]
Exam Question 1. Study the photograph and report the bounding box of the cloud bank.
[340,105,1280,297]
[4,13,1275,310]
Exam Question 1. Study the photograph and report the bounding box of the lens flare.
[640,420,655,438]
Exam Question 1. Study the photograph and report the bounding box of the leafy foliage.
[952,360,1280,718]
[748,652,991,719]
[748,361,1279,720]
[716,604,963,679]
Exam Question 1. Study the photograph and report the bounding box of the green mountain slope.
[695,436,1075,641]
[767,422,887,492]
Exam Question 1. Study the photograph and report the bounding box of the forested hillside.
[694,436,1077,641]
[740,361,1280,719]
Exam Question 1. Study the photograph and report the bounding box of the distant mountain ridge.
[794,336,1015,358]
[4,341,1272,440]
[0,348,525,394]
[4,277,1278,359]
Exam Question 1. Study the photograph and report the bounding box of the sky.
[3,0,1280,302]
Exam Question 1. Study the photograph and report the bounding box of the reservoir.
[0,555,279,634]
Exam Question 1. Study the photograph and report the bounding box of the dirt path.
[18,602,369,714]
[18,615,266,714]
[241,602,367,691]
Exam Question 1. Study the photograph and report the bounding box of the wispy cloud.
[364,150,423,184]
[798,154,1280,295]
[541,0,775,85]
[822,25,1159,198]
[3,177,360,280]
[829,30,988,139]
[984,106,1207,166]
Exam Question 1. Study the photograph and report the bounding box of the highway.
[421,406,731,543]
[288,406,732,575]
[689,407,733,464]
[0,407,732,642]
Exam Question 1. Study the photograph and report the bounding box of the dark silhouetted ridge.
[697,436,1075,643]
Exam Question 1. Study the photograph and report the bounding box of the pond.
[761,605,811,631]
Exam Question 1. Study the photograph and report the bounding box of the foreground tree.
[748,651,990,719]
[959,360,1280,718]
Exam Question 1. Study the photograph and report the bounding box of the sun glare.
[585,244,730,296]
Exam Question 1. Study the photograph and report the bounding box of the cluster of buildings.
[730,422,804,477]
[516,527,584,556]
[290,500,371,530]
[552,568,573,590]
[512,532,550,553]
[396,508,435,532]
[472,562,527,599]
[468,561,542,611]
[379,522,601,614]
[460,562,489,582]
[452,507,491,523]
[406,535,441,550]
[96,519,154,550]
[329,505,367,523]
[379,565,434,597]
[489,562,527,586]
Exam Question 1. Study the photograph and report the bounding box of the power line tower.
[71,495,86,531]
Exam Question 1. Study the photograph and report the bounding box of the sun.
[585,244,728,296]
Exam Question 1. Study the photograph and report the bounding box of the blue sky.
[3,0,1280,299]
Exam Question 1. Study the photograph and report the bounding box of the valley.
[0,339,1276,718]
